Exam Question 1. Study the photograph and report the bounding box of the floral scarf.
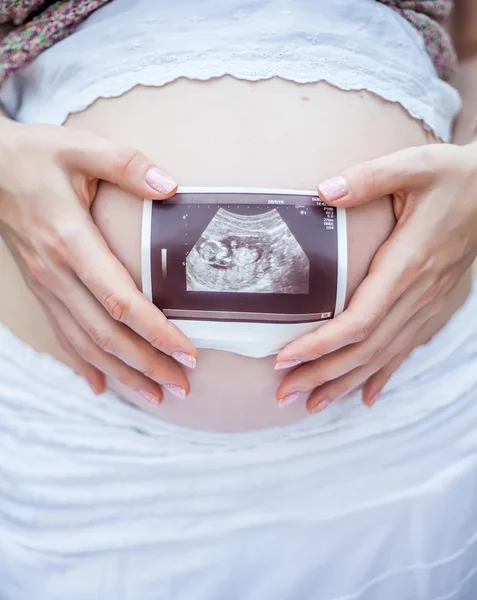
[0,0,111,85]
[380,0,456,80]
[0,0,457,86]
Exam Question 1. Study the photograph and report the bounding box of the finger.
[61,130,178,199]
[41,301,106,395]
[276,233,431,366]
[64,217,197,368]
[13,243,106,395]
[276,298,429,410]
[276,277,428,402]
[362,349,411,408]
[34,288,166,405]
[304,324,424,414]
[317,145,435,206]
[50,264,191,395]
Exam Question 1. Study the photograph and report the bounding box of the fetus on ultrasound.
[186,208,309,293]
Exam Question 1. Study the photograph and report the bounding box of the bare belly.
[0,77,471,431]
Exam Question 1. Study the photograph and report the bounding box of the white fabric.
[1,286,477,599]
[0,0,461,140]
[1,2,476,596]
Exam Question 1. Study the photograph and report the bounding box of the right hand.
[0,119,197,405]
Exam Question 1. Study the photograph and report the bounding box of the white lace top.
[0,0,461,141]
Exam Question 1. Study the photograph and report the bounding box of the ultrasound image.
[186,208,309,293]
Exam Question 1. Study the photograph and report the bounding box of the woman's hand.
[0,118,197,404]
[275,143,477,411]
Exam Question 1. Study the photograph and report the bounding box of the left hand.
[275,142,477,412]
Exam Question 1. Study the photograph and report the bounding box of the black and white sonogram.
[146,190,346,324]
[186,208,309,294]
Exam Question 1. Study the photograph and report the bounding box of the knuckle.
[55,221,81,250]
[416,144,434,167]
[24,272,42,295]
[351,321,372,344]
[407,252,431,277]
[299,361,328,388]
[103,292,130,322]
[366,164,381,197]
[113,147,146,178]
[147,331,166,350]
[438,272,454,296]
[27,255,52,288]
[39,228,69,264]
[90,328,115,354]
[311,375,327,388]
[116,373,133,387]
[70,337,93,362]
[358,344,382,366]
[142,364,159,380]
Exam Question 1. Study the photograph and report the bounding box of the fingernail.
[311,399,331,414]
[145,167,177,194]
[164,383,187,399]
[318,176,349,202]
[140,389,161,405]
[275,359,302,371]
[88,380,104,395]
[365,391,380,408]
[278,391,303,407]
[172,351,197,369]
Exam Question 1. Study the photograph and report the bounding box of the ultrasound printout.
[186,208,309,294]
[144,189,346,324]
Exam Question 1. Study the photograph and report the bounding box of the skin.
[0,3,475,430]
[276,0,477,412]
[0,118,197,403]
[0,77,471,431]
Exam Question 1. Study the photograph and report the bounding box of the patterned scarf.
[380,0,456,80]
[0,0,111,85]
[0,0,456,87]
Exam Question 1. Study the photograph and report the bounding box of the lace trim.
[27,58,460,141]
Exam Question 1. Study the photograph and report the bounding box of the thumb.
[62,129,178,200]
[317,146,431,207]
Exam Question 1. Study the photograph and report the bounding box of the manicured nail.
[145,167,177,194]
[311,399,331,414]
[275,359,302,371]
[318,176,349,202]
[140,389,161,405]
[88,380,104,395]
[365,391,380,408]
[172,351,197,369]
[164,384,187,399]
[278,391,303,407]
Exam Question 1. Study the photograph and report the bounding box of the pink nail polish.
[145,167,177,194]
[278,391,303,407]
[172,351,197,369]
[88,380,104,396]
[164,383,187,399]
[275,359,302,371]
[311,399,331,414]
[140,389,161,405]
[318,176,349,202]
[366,391,380,407]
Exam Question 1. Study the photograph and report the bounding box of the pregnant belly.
[0,77,443,431]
